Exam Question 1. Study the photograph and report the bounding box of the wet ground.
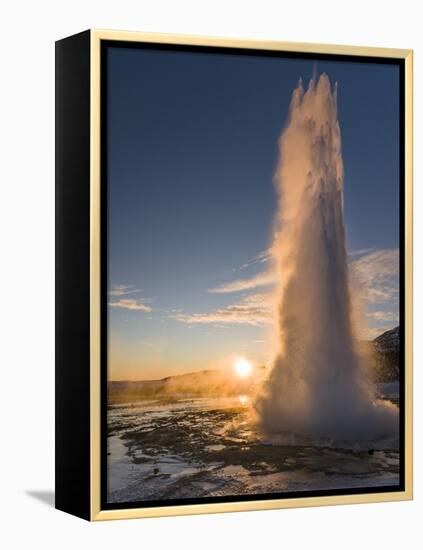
[107,388,400,504]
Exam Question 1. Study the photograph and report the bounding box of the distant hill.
[109,367,266,404]
[374,326,400,353]
[368,326,400,383]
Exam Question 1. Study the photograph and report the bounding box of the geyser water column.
[256,74,397,442]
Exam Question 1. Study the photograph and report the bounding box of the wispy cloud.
[108,285,141,297]
[366,310,399,323]
[350,249,399,306]
[235,249,272,271]
[173,293,272,326]
[212,247,399,296]
[171,248,399,335]
[350,249,399,338]
[209,270,276,294]
[207,247,398,315]
[348,247,375,259]
[108,298,152,312]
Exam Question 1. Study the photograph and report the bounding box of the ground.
[107,389,400,504]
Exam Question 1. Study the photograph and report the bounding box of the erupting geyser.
[256,74,398,441]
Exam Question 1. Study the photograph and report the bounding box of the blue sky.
[106,46,400,380]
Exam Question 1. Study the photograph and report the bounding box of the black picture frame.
[55,29,413,521]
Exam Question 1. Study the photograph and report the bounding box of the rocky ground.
[107,394,400,504]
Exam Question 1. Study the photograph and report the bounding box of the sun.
[234,357,253,378]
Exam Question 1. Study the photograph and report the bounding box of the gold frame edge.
[89,29,413,521]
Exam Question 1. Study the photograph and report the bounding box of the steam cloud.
[256,74,398,441]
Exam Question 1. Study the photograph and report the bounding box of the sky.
[106,45,400,381]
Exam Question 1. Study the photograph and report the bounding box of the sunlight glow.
[234,358,253,378]
[238,394,250,406]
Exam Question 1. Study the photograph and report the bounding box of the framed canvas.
[55,29,413,521]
